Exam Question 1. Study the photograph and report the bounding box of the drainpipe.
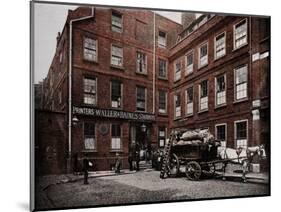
[68,7,95,173]
[152,13,156,114]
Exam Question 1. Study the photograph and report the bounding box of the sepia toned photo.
[31,1,270,211]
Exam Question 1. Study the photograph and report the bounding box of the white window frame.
[111,44,123,67]
[158,30,167,48]
[136,86,147,112]
[215,74,227,107]
[198,80,208,112]
[83,122,97,151]
[158,90,167,114]
[214,31,226,60]
[83,37,98,62]
[111,123,122,150]
[198,41,208,68]
[174,93,181,119]
[185,86,194,116]
[174,60,182,82]
[158,127,167,148]
[215,123,227,148]
[111,11,123,33]
[136,51,147,74]
[110,80,123,109]
[83,77,97,106]
[185,50,194,76]
[234,64,248,101]
[233,19,248,50]
[234,119,248,149]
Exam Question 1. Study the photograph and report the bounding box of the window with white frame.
[159,59,167,79]
[235,65,248,100]
[199,42,208,67]
[216,74,226,106]
[83,77,96,105]
[215,32,226,59]
[199,80,208,111]
[185,51,193,75]
[136,51,147,74]
[174,60,181,81]
[111,80,122,108]
[235,120,248,149]
[111,45,123,67]
[111,124,122,150]
[84,122,96,150]
[159,90,167,114]
[136,86,146,111]
[216,124,227,148]
[83,37,97,62]
[186,87,193,115]
[174,93,181,118]
[158,127,166,148]
[234,19,247,49]
[111,11,122,33]
[158,31,166,48]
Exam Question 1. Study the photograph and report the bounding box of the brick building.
[39,6,270,173]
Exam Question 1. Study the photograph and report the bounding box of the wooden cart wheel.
[168,153,180,177]
[185,161,202,180]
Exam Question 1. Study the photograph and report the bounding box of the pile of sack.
[173,128,215,146]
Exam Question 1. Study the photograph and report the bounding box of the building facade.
[39,6,270,173]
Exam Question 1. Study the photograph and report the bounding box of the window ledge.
[158,112,168,117]
[110,65,125,70]
[82,150,98,153]
[198,109,208,114]
[185,114,193,118]
[174,79,181,83]
[232,43,248,52]
[158,76,168,81]
[109,150,123,153]
[185,72,194,77]
[111,106,123,110]
[82,103,98,108]
[136,71,148,76]
[198,63,208,70]
[214,104,227,109]
[233,98,248,104]
[214,54,226,62]
[173,117,182,121]
[83,58,99,64]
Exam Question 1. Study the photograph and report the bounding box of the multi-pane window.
[216,124,227,148]
[111,124,122,150]
[159,90,167,114]
[199,43,208,67]
[185,51,193,75]
[111,11,122,33]
[199,80,208,111]
[83,38,97,62]
[235,65,248,100]
[158,31,166,48]
[186,87,193,115]
[174,60,181,81]
[159,59,167,79]
[235,120,248,149]
[215,32,226,59]
[158,127,166,148]
[83,78,96,105]
[216,74,226,106]
[111,81,122,108]
[136,52,147,74]
[234,19,247,49]
[84,122,96,150]
[136,86,146,111]
[174,93,181,118]
[111,45,123,67]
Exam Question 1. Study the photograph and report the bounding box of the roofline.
[154,12,182,26]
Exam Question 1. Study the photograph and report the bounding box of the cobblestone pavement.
[35,169,269,210]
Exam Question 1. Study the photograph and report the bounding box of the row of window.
[174,64,248,118]
[174,19,248,81]
[83,38,168,79]
[84,123,122,150]
[111,11,167,48]
[83,77,168,114]
[215,120,248,149]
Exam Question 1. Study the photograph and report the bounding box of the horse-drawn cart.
[160,129,253,182]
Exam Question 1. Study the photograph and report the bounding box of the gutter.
[68,7,95,168]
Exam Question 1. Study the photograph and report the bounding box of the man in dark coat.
[83,158,89,185]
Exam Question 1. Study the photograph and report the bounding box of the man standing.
[83,158,89,185]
